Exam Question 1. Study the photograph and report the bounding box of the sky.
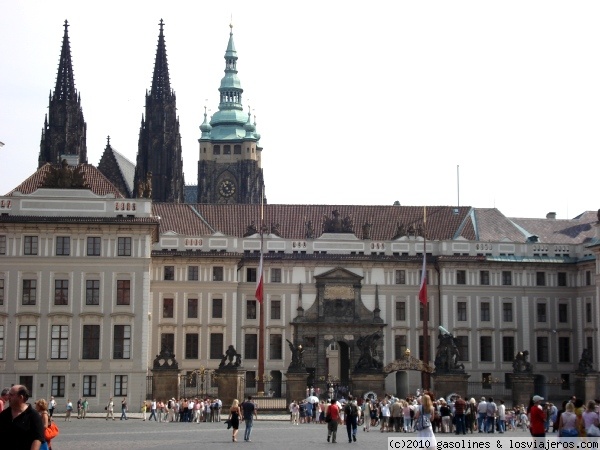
[0,1,598,220]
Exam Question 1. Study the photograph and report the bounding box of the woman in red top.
[326,400,340,444]
[529,395,546,437]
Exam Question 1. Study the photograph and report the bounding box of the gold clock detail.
[219,180,236,198]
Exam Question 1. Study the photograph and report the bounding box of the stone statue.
[392,222,406,240]
[271,222,281,237]
[362,221,372,240]
[305,220,314,239]
[354,332,383,371]
[578,348,594,374]
[42,159,89,190]
[512,350,533,373]
[323,210,354,233]
[142,171,153,198]
[219,345,242,368]
[434,326,465,373]
[286,339,305,369]
[152,349,179,370]
[244,221,258,237]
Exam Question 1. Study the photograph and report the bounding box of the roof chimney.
[546,212,556,220]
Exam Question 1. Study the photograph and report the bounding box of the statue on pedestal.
[434,326,465,373]
[219,345,242,369]
[577,348,594,374]
[512,350,533,373]
[286,339,305,370]
[354,332,383,371]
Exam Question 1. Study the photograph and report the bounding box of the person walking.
[498,400,506,433]
[241,395,257,442]
[454,395,467,435]
[120,397,128,420]
[34,398,53,450]
[344,395,359,442]
[81,398,88,419]
[529,395,546,438]
[326,398,340,443]
[48,396,56,418]
[0,385,45,450]
[148,399,157,421]
[65,399,73,421]
[228,399,241,442]
[105,397,115,420]
[414,394,437,449]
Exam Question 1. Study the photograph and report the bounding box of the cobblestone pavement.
[50,414,535,450]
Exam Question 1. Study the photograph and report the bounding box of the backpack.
[345,402,358,417]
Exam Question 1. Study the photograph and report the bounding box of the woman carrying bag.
[414,394,436,449]
[227,399,241,442]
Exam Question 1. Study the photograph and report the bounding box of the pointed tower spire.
[134,19,185,203]
[39,20,87,168]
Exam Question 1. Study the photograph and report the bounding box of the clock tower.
[197,25,266,205]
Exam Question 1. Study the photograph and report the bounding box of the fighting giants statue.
[434,326,465,373]
[354,332,383,371]
[286,339,305,371]
[512,350,533,373]
[219,345,242,369]
[577,348,594,374]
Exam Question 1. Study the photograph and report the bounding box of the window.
[22,279,37,305]
[0,278,4,306]
[56,236,70,256]
[212,298,223,318]
[116,280,130,305]
[502,336,514,362]
[86,280,100,305]
[586,270,592,286]
[188,266,199,281]
[558,337,570,362]
[245,333,258,359]
[213,145,220,155]
[455,335,469,361]
[234,144,242,154]
[395,301,406,321]
[480,336,492,361]
[502,303,513,322]
[0,235,5,254]
[395,270,406,284]
[82,325,100,359]
[558,272,567,287]
[224,145,231,155]
[54,279,69,305]
[114,375,128,396]
[247,300,257,320]
[210,333,223,359]
[536,271,546,286]
[51,325,69,359]
[536,336,549,362]
[246,371,256,389]
[269,333,282,359]
[187,298,198,318]
[117,237,132,256]
[0,325,4,359]
[83,375,97,397]
[457,302,467,321]
[164,266,175,281]
[246,268,257,283]
[87,237,101,256]
[586,303,592,323]
[480,302,490,321]
[271,300,281,320]
[480,270,490,285]
[161,298,174,318]
[394,335,407,360]
[51,376,65,397]
[161,333,174,354]
[19,376,33,396]
[18,325,36,359]
[456,270,466,285]
[502,271,512,286]
[185,333,199,359]
[113,325,131,359]
[537,303,547,322]
[558,304,568,323]
[213,266,224,281]
[24,236,38,255]
[271,268,282,283]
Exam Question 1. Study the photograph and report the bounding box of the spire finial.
[159,18,164,33]
[63,19,69,32]
[106,135,110,146]
[230,14,233,34]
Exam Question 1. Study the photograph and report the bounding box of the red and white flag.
[255,252,264,304]
[418,252,427,305]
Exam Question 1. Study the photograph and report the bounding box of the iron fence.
[466,381,511,402]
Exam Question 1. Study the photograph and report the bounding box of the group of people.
[143,397,223,423]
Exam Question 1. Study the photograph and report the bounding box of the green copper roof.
[200,25,259,142]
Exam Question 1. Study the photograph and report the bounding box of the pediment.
[314,267,363,282]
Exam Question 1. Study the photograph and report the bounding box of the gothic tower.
[39,20,87,168]
[197,25,266,204]
[134,19,185,203]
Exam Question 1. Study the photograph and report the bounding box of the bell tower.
[197,25,266,204]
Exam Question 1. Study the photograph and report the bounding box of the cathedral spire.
[150,19,171,101]
[39,20,87,168]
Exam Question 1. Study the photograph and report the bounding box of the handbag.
[587,424,600,437]
[325,415,331,423]
[45,419,60,441]
[415,406,431,431]
[225,419,232,429]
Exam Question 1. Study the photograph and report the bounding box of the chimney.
[546,212,556,220]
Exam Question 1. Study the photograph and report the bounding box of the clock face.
[219,180,236,198]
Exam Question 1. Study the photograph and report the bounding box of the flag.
[255,251,264,303]
[419,252,427,305]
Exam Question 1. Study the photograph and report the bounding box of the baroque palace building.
[0,20,598,408]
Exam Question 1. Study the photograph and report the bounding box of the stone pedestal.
[215,369,245,408]
[431,372,470,400]
[152,370,179,401]
[511,373,535,407]
[574,372,598,402]
[286,371,308,404]
[350,372,385,398]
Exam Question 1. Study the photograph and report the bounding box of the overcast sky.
[1,1,598,219]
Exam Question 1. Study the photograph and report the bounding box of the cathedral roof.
[6,163,125,198]
[98,138,135,197]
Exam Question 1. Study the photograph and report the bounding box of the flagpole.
[421,207,430,391]
[257,188,265,395]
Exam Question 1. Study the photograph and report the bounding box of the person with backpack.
[344,395,359,442]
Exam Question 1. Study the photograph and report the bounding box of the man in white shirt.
[477,397,487,432]
[497,400,506,433]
